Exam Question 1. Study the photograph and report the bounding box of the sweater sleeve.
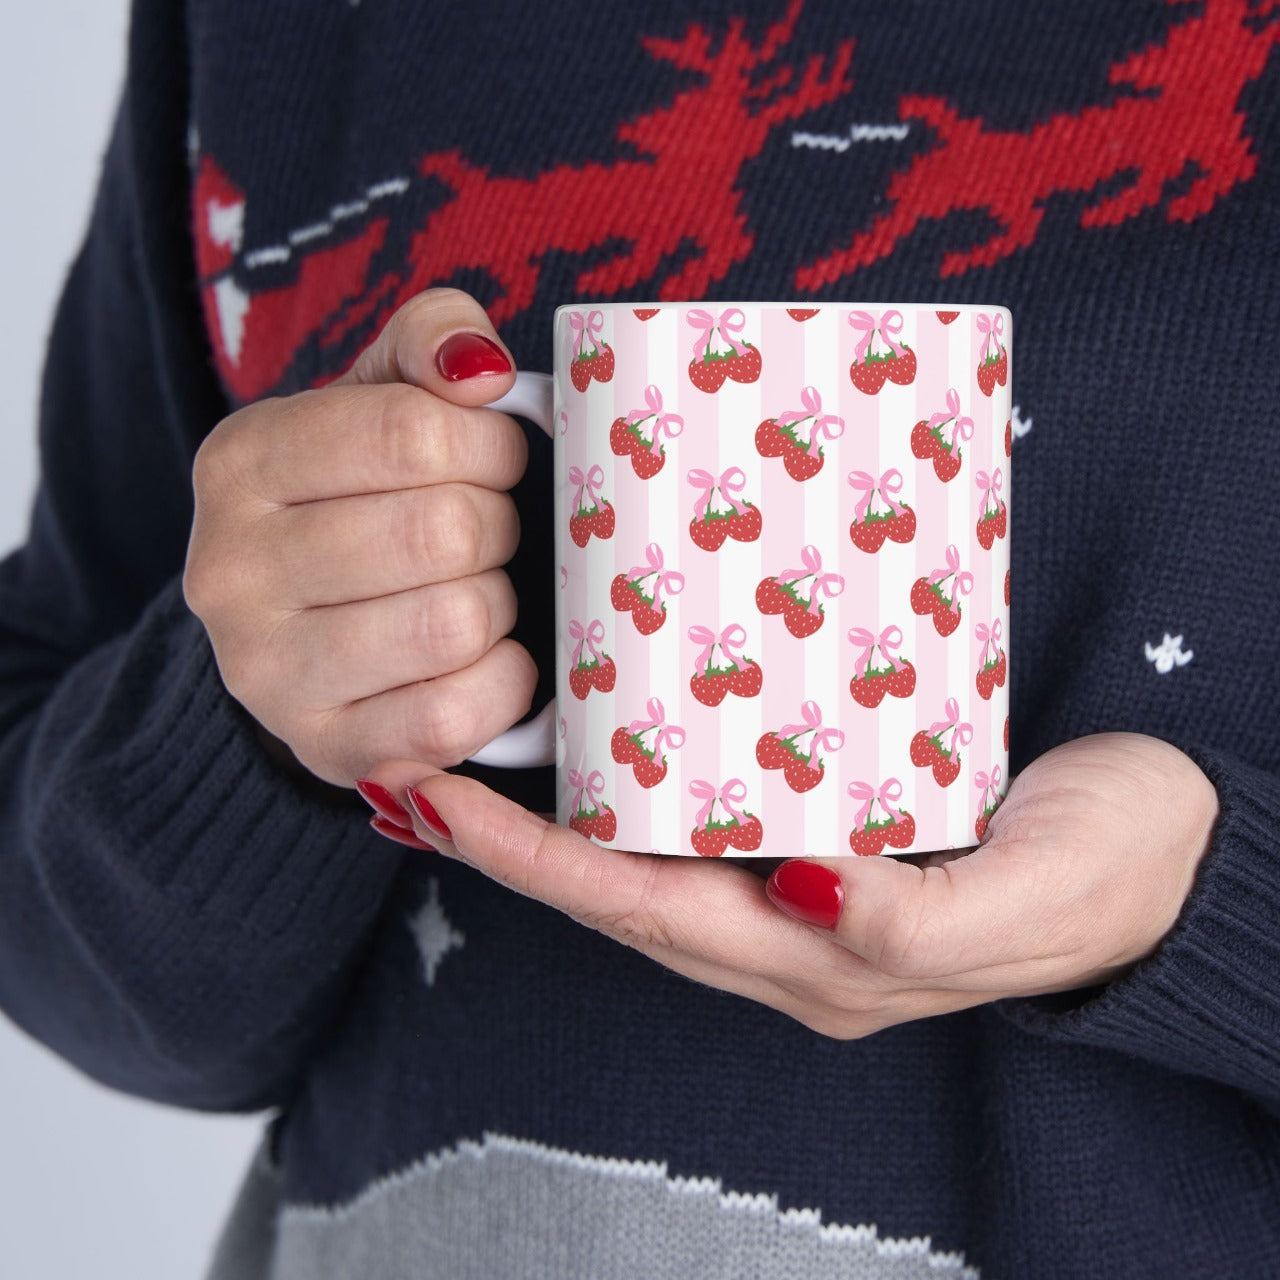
[999,747,1280,1113]
[0,0,402,1111]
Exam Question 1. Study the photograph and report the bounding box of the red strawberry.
[609,416,636,459]
[728,815,764,852]
[569,513,593,548]
[755,577,788,616]
[933,604,962,638]
[593,345,616,384]
[725,345,762,384]
[782,442,824,482]
[910,577,941,618]
[589,658,617,693]
[569,666,594,700]
[976,348,1006,397]
[610,573,637,615]
[787,308,819,321]
[726,505,762,542]
[977,512,1000,551]
[993,505,1008,540]
[933,449,962,483]
[630,445,665,481]
[690,670,732,707]
[782,601,825,639]
[850,519,889,554]
[1004,419,1013,457]
[911,418,942,461]
[933,755,961,787]
[570,359,593,393]
[1004,716,1010,751]
[910,730,943,767]
[882,659,917,699]
[850,826,887,856]
[755,419,788,458]
[689,516,730,552]
[633,308,660,320]
[631,601,667,636]
[571,806,617,842]
[783,760,824,794]
[586,502,615,541]
[885,507,917,544]
[688,356,730,394]
[976,663,998,701]
[850,360,889,396]
[612,727,642,765]
[994,651,1008,687]
[691,825,732,857]
[755,732,793,771]
[727,660,763,699]
[936,310,960,324]
[882,811,916,849]
[883,347,917,386]
[975,812,993,842]
[1005,570,1011,607]
[849,672,890,708]
[632,756,668,789]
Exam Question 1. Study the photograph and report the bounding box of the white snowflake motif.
[1010,404,1033,440]
[1144,633,1194,674]
[407,878,465,987]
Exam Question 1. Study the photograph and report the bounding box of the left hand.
[360,733,1219,1039]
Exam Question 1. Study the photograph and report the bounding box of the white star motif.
[1144,633,1194,674]
[407,878,465,987]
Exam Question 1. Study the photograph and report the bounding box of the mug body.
[553,302,1010,857]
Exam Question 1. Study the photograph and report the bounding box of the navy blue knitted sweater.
[2,1,1279,1276]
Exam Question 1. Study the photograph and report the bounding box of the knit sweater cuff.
[998,748,1280,1108]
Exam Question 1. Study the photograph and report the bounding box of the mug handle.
[467,371,558,769]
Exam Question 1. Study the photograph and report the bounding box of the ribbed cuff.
[998,748,1280,1108]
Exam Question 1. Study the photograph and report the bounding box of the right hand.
[183,288,536,787]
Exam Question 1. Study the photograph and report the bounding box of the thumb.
[336,286,517,406]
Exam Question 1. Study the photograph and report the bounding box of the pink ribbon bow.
[688,307,748,359]
[975,618,1004,667]
[847,468,908,522]
[928,697,974,756]
[628,543,686,612]
[976,311,1005,361]
[976,468,1004,514]
[975,765,1004,813]
[849,308,906,362]
[568,463,605,513]
[776,700,845,770]
[568,618,606,669]
[848,777,908,829]
[928,388,975,455]
[558,410,569,436]
[627,697,687,759]
[568,768,606,815]
[928,544,975,614]
[688,622,748,673]
[847,624,905,678]
[776,545,845,615]
[687,466,749,518]
[627,385,685,456]
[689,777,750,829]
[776,386,846,456]
[569,310,605,360]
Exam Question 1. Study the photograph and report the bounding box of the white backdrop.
[0,5,262,1277]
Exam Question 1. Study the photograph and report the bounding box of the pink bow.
[928,544,975,614]
[627,385,685,456]
[776,386,846,456]
[975,618,1004,667]
[976,468,1004,515]
[568,768,606,816]
[928,388,975,455]
[627,696,687,759]
[558,410,569,436]
[849,308,906,362]
[848,777,907,829]
[688,307,748,359]
[627,543,685,612]
[847,624,905,679]
[776,700,845,770]
[568,618,606,669]
[690,777,750,829]
[776,545,845,615]
[569,310,605,360]
[687,466,749,518]
[688,622,748,673]
[568,464,605,513]
[975,765,1004,813]
[848,468,908,522]
[976,312,1005,361]
[928,697,974,756]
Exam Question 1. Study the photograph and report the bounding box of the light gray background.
[0,5,262,1276]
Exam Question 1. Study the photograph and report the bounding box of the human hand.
[361,733,1218,1036]
[183,289,536,787]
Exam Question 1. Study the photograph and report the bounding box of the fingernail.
[370,814,437,852]
[355,778,413,829]
[766,860,844,930]
[406,787,453,842]
[435,332,512,381]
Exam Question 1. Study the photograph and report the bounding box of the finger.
[335,287,517,407]
[265,484,520,605]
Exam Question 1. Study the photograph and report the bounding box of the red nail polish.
[435,332,512,381]
[766,860,844,930]
[406,787,453,842]
[355,778,413,829]
[370,814,437,852]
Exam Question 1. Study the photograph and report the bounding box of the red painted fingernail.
[435,332,512,381]
[370,815,437,852]
[406,787,453,841]
[355,778,413,829]
[766,860,844,930]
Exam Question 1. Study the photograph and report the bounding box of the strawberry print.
[633,308,660,320]
[911,698,973,788]
[974,619,1008,701]
[609,385,684,480]
[786,308,820,321]
[910,545,973,638]
[689,778,763,856]
[975,312,1008,398]
[756,701,844,794]
[848,777,915,856]
[936,310,960,325]
[974,765,1005,841]
[567,310,615,391]
[975,468,1008,549]
[610,543,685,636]
[567,463,615,546]
[754,386,845,482]
[687,466,762,551]
[847,468,917,552]
[911,388,973,483]
[847,625,917,707]
[848,308,917,394]
[687,306,762,393]
[1004,418,1013,458]
[755,545,844,639]
[688,623,762,705]
[611,697,686,789]
[567,618,616,700]
[567,768,617,843]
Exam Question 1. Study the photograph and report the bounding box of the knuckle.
[375,384,448,477]
[409,682,479,766]
[420,487,482,574]
[424,581,492,667]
